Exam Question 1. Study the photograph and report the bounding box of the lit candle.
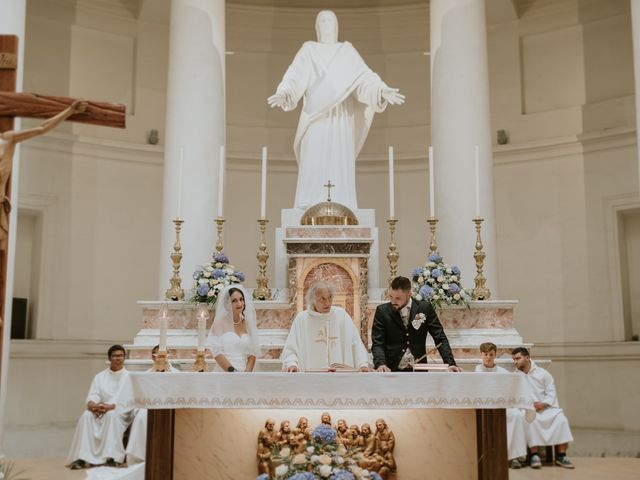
[177,147,184,219]
[388,146,395,218]
[158,303,169,352]
[261,147,267,219]
[474,145,480,218]
[428,146,435,218]
[218,145,225,218]
[197,316,206,353]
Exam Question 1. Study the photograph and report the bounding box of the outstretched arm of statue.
[381,87,405,106]
[10,100,88,144]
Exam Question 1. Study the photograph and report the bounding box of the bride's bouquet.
[190,251,245,305]
[411,253,469,308]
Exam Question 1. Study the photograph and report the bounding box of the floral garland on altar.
[190,251,245,305]
[411,253,469,308]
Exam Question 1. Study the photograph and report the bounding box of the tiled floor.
[9,456,640,479]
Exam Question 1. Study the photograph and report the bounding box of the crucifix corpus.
[0,34,126,360]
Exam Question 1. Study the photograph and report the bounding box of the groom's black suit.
[371,299,456,371]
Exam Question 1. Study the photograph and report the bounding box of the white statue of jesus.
[268,10,405,210]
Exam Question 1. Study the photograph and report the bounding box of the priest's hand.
[359,365,372,372]
[376,365,391,372]
[448,365,462,372]
[286,365,299,373]
[381,87,405,106]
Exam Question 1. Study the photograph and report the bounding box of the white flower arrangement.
[190,251,246,305]
[410,253,469,308]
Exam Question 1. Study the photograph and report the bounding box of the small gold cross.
[324,180,335,202]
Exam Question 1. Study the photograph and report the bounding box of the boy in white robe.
[67,345,133,469]
[281,281,370,372]
[512,347,575,469]
[475,342,530,469]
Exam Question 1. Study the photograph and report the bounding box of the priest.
[66,345,133,469]
[281,281,370,372]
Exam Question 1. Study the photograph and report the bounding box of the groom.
[372,276,460,372]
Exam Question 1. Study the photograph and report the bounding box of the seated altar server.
[207,284,260,372]
[512,347,575,469]
[476,342,529,469]
[125,345,179,465]
[281,281,370,372]
[66,345,133,469]
[372,276,459,372]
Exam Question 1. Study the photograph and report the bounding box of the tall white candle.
[218,145,225,218]
[159,304,169,352]
[197,316,206,352]
[428,146,435,218]
[474,145,480,218]
[261,147,267,219]
[177,147,184,219]
[388,146,395,218]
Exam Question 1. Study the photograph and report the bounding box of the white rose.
[427,262,437,268]
[451,275,458,282]
[203,271,211,278]
[307,446,315,454]
[292,453,307,464]
[215,262,223,268]
[319,465,333,477]
[417,276,424,284]
[311,455,320,463]
[437,276,444,283]
[415,294,423,301]
[205,266,213,272]
[280,447,291,457]
[275,464,288,476]
[446,268,452,274]
[433,294,439,300]
[439,289,444,294]
[198,278,207,285]
[453,293,461,300]
[442,284,449,290]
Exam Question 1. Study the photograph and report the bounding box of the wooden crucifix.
[0,35,126,367]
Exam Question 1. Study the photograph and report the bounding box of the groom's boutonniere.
[412,313,426,330]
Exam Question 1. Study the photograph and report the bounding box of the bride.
[207,284,261,372]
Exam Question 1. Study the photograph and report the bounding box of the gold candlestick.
[253,218,272,300]
[191,350,210,372]
[165,218,185,301]
[386,218,399,289]
[151,350,171,372]
[427,216,439,254]
[214,217,225,254]
[472,216,491,300]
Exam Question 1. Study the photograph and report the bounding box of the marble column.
[0,0,27,451]
[631,0,640,192]
[158,0,226,297]
[430,0,498,295]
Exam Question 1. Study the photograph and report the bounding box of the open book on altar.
[305,363,360,373]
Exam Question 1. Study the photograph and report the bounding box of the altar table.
[117,372,534,480]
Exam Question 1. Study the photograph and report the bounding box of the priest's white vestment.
[522,361,573,446]
[275,41,389,209]
[67,368,133,465]
[475,364,530,459]
[281,306,369,371]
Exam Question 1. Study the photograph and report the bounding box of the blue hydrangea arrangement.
[190,251,245,305]
[411,253,469,308]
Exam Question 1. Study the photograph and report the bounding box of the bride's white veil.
[207,284,260,357]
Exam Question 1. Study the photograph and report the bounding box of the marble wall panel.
[285,227,372,239]
[174,408,477,480]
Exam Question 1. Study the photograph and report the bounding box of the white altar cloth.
[116,372,534,411]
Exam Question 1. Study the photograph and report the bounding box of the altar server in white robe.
[125,345,179,465]
[268,10,405,210]
[281,281,370,372]
[67,345,133,469]
[512,347,575,469]
[475,342,531,469]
